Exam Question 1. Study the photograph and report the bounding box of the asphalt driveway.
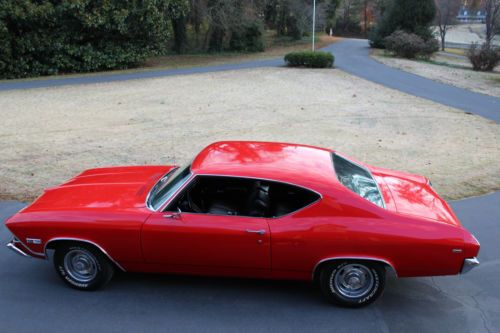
[324,39,499,122]
[1,193,498,333]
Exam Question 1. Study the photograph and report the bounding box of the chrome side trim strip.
[461,257,480,274]
[312,256,398,280]
[11,238,45,257]
[6,239,29,257]
[44,238,126,272]
[471,234,480,246]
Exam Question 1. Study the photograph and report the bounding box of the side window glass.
[268,182,320,217]
[167,176,319,218]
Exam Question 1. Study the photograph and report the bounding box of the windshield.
[147,164,191,211]
[332,153,385,208]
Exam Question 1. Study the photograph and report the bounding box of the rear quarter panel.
[269,190,466,278]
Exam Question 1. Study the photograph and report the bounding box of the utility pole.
[312,0,316,51]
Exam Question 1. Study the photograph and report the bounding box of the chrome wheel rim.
[63,249,98,283]
[333,264,374,299]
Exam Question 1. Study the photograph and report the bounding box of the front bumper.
[461,257,480,274]
[6,239,29,257]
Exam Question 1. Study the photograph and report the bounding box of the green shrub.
[369,0,436,48]
[384,30,438,59]
[229,20,265,52]
[284,51,334,68]
[0,0,172,79]
[467,43,500,71]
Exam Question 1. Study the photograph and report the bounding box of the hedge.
[284,51,334,68]
[384,30,438,59]
[0,0,172,79]
[467,43,500,72]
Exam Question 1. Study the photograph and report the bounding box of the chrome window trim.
[157,172,197,212]
[191,174,323,200]
[160,173,323,218]
[332,152,386,209]
[44,237,126,271]
[145,167,180,211]
[312,256,398,280]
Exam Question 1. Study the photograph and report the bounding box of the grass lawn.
[443,48,467,56]
[371,49,500,97]
[1,67,499,202]
[140,33,339,69]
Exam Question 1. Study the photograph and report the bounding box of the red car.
[5,141,479,307]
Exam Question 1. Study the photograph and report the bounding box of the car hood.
[23,165,176,212]
[370,166,461,227]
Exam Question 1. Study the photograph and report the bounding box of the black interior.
[167,176,319,218]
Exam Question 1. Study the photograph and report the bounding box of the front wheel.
[53,243,114,290]
[319,261,385,307]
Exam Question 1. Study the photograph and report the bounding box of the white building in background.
[457,1,486,23]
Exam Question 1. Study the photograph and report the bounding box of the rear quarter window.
[269,181,320,217]
[332,153,385,208]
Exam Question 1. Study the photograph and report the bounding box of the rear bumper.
[461,257,480,274]
[6,239,30,257]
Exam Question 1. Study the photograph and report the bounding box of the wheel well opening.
[45,239,125,271]
[312,258,397,282]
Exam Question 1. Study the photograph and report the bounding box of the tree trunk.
[171,15,188,54]
[364,0,368,34]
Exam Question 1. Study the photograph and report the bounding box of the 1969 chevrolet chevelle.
[5,141,480,307]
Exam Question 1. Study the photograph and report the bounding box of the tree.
[168,0,190,53]
[336,0,363,34]
[0,0,172,79]
[434,0,461,51]
[273,0,310,39]
[369,0,437,48]
[206,0,264,52]
[485,0,500,45]
[325,0,341,33]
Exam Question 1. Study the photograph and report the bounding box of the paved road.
[324,39,500,122]
[0,58,282,91]
[1,193,499,333]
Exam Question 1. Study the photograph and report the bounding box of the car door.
[141,176,271,270]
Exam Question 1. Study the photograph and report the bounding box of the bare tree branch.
[485,0,500,44]
[434,0,461,51]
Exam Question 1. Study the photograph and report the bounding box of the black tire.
[319,261,385,308]
[53,243,114,291]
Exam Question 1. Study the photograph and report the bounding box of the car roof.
[191,141,339,193]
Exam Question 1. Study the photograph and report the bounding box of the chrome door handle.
[246,229,266,235]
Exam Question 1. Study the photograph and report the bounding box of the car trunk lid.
[370,166,461,227]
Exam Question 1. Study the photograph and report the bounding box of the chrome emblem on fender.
[26,238,42,245]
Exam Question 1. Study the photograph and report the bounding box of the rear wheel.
[53,243,114,290]
[319,261,385,307]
